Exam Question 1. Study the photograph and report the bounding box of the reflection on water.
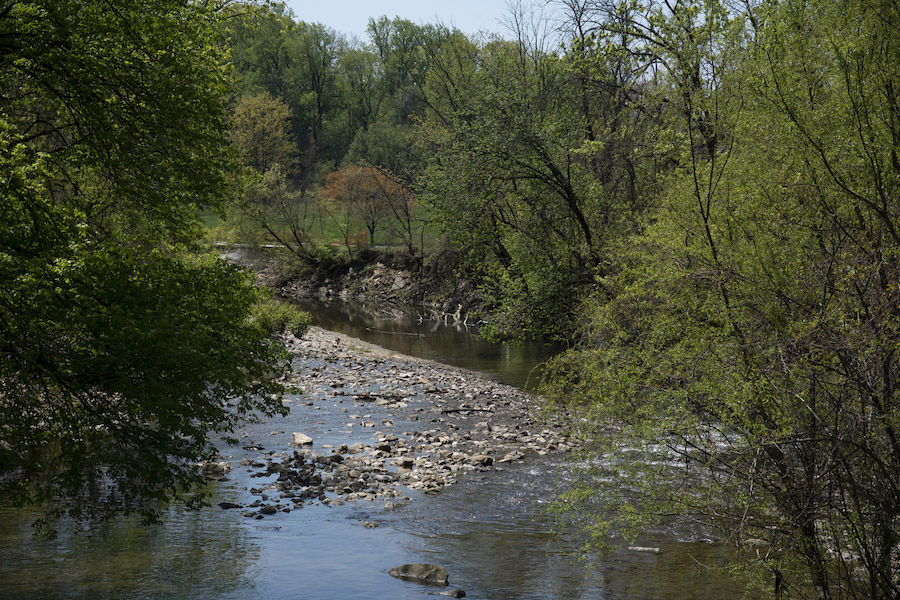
[0,298,757,600]
[291,297,560,390]
[396,456,752,600]
[0,501,257,600]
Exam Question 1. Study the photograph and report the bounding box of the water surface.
[0,299,755,599]
[291,297,560,389]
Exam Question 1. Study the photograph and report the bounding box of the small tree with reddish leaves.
[321,166,410,250]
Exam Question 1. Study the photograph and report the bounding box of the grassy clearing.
[200,196,443,259]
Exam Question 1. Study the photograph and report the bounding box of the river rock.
[388,563,449,586]
[291,433,314,446]
[393,456,415,468]
[199,461,231,480]
[467,454,494,467]
[224,325,574,514]
[498,450,525,463]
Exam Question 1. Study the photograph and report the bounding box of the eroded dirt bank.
[228,246,484,325]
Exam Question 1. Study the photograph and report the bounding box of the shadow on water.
[0,501,258,600]
[291,297,562,390]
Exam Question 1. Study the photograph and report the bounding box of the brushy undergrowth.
[249,297,311,337]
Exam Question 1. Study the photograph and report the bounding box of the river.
[288,298,559,390]
[0,299,754,600]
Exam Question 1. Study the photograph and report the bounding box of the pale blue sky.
[283,0,517,43]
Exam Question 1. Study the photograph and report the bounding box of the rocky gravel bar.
[209,327,572,519]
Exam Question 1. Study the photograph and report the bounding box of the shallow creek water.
[289,298,557,390]
[0,300,755,600]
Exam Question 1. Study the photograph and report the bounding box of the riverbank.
[229,245,485,326]
[216,326,572,518]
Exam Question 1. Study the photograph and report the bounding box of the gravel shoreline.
[213,326,572,518]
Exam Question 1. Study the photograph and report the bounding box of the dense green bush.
[249,297,311,337]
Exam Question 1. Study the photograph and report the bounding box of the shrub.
[249,297,311,337]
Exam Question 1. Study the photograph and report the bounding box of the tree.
[227,90,322,263]
[368,17,430,124]
[345,18,450,184]
[419,17,655,340]
[543,0,900,598]
[289,21,345,157]
[226,1,297,100]
[321,165,413,250]
[223,4,352,175]
[338,47,385,134]
[230,92,298,174]
[234,162,333,270]
[0,0,290,529]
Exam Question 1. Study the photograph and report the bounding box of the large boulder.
[388,563,449,586]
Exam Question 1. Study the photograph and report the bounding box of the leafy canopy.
[0,0,291,526]
[542,0,900,596]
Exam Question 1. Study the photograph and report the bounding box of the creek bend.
[0,300,752,599]
[288,297,559,390]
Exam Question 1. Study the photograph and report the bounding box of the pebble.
[228,327,572,515]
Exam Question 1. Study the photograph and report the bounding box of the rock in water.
[388,563,449,586]
[291,432,313,446]
[466,454,494,467]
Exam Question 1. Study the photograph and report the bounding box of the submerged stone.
[388,563,449,586]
